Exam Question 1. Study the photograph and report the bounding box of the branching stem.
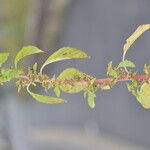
[18,74,150,87]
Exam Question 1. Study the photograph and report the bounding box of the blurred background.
[0,0,150,149]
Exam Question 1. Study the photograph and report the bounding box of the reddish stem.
[18,74,150,86]
[96,75,150,84]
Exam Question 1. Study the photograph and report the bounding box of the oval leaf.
[0,53,9,66]
[40,47,90,73]
[58,68,88,93]
[136,83,150,109]
[27,86,65,104]
[107,61,118,77]
[54,86,61,97]
[123,24,150,59]
[118,60,135,68]
[87,91,96,108]
[14,46,43,68]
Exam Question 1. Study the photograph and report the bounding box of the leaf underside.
[123,24,150,55]
[41,47,90,72]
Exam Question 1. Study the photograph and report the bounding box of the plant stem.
[18,74,150,86]
[96,75,150,84]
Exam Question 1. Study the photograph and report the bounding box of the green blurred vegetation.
[0,0,29,50]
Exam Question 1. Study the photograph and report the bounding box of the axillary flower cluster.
[0,24,150,109]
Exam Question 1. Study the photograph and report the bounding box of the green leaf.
[108,70,118,77]
[40,47,90,73]
[144,64,150,75]
[54,86,61,97]
[123,24,150,60]
[27,85,65,104]
[58,68,88,93]
[14,46,43,68]
[0,53,9,66]
[33,62,38,72]
[127,80,139,96]
[107,61,118,77]
[0,68,22,83]
[118,60,135,68]
[87,91,96,108]
[136,82,150,109]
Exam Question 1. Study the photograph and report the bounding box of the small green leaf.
[14,46,43,68]
[108,70,118,77]
[118,60,135,68]
[0,68,22,83]
[87,91,96,108]
[107,61,118,77]
[33,62,38,72]
[27,85,65,104]
[136,82,150,109]
[144,64,150,76]
[127,80,139,96]
[40,47,90,73]
[54,86,61,97]
[0,53,9,66]
[58,68,88,93]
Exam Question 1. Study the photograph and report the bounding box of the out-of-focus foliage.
[0,0,29,50]
[0,53,9,66]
